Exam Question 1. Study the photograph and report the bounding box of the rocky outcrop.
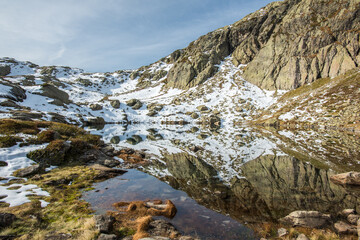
[0,80,26,102]
[36,84,70,105]
[161,0,360,90]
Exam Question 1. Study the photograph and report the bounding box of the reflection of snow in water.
[87,124,286,183]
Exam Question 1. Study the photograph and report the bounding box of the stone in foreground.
[330,172,360,186]
[280,211,331,228]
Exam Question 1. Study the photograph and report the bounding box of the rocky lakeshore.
[1,0,360,239]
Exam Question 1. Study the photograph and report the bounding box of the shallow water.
[85,124,360,238]
[83,169,257,239]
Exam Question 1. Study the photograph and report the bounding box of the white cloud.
[0,0,275,72]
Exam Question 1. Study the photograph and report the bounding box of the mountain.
[0,0,359,132]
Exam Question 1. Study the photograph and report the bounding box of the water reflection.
[86,124,360,236]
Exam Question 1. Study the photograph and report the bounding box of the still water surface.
[84,124,360,239]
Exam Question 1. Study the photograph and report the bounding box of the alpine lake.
[82,123,360,240]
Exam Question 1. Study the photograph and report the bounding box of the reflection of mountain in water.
[88,124,360,223]
[153,152,358,223]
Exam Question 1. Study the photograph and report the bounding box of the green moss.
[0,135,22,148]
[49,123,85,137]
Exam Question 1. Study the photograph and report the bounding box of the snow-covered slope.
[0,57,285,126]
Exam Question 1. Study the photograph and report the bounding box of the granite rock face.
[162,0,360,90]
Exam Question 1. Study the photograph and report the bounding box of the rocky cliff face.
[163,0,360,90]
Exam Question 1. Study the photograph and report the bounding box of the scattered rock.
[280,211,331,228]
[147,220,179,239]
[330,172,360,185]
[340,209,356,218]
[277,228,287,237]
[110,136,120,144]
[0,161,8,167]
[94,215,115,233]
[191,112,199,119]
[83,117,105,126]
[37,84,70,104]
[126,99,138,107]
[0,213,16,228]
[97,234,118,240]
[90,103,103,111]
[90,164,127,180]
[13,164,44,177]
[347,214,360,225]
[334,221,357,234]
[44,233,72,240]
[110,100,120,109]
[12,111,43,121]
[296,234,309,240]
[147,110,157,117]
[101,145,115,156]
[132,101,143,110]
[196,105,208,112]
[102,159,120,168]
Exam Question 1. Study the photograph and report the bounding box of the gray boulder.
[110,100,120,109]
[90,104,103,111]
[36,84,70,104]
[280,211,331,228]
[14,164,44,177]
[94,215,114,233]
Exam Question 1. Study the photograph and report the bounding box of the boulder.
[191,112,199,119]
[110,100,120,109]
[277,228,287,237]
[334,221,357,235]
[330,172,360,185]
[110,136,120,144]
[0,213,16,228]
[37,84,70,104]
[90,104,103,111]
[83,117,105,126]
[132,101,143,110]
[97,234,118,240]
[147,110,157,117]
[347,214,360,225]
[126,99,138,107]
[14,164,44,177]
[296,234,309,240]
[0,81,26,102]
[0,65,11,76]
[280,211,331,228]
[103,159,120,168]
[94,215,115,233]
[196,105,208,112]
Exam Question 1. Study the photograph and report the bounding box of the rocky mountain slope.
[0,0,359,132]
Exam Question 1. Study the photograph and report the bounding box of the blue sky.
[0,0,275,72]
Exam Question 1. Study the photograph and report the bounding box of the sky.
[0,0,275,72]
